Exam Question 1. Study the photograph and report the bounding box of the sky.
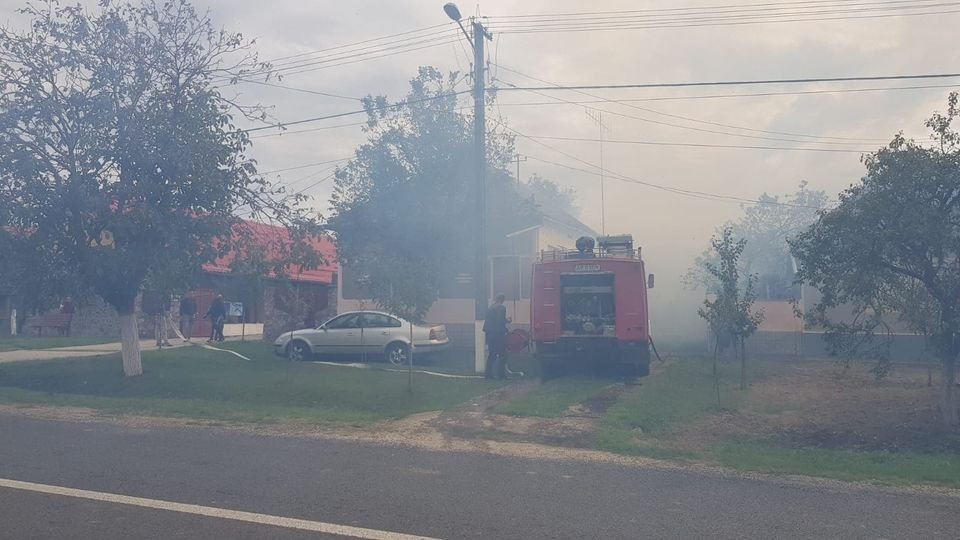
[2,0,958,334]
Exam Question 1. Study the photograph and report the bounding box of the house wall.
[263,283,337,340]
[704,294,930,361]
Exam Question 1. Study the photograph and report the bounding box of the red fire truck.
[530,235,654,379]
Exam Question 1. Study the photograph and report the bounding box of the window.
[362,313,402,328]
[324,313,361,329]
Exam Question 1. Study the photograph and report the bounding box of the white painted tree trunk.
[119,313,143,377]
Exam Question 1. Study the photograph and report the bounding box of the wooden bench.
[26,313,73,337]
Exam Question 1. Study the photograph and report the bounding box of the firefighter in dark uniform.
[483,293,511,380]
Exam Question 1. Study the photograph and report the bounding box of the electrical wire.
[258,157,351,175]
[495,72,960,92]
[488,8,960,34]
[522,133,873,152]
[488,83,960,105]
[250,120,370,140]
[486,0,954,27]
[485,0,936,19]
[494,64,894,143]
[496,77,877,146]
[240,89,472,134]
[260,23,453,65]
[238,79,360,101]
[217,31,460,83]
[495,120,825,208]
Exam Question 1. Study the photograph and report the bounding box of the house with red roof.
[2,220,338,340]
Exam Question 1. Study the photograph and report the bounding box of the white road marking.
[0,477,439,540]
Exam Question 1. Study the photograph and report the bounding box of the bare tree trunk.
[119,313,142,377]
[713,334,721,409]
[740,336,747,391]
[942,355,958,426]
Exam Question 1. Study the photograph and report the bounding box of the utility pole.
[471,17,492,375]
[512,153,527,186]
[446,3,492,374]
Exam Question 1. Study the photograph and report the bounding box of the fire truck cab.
[530,235,654,379]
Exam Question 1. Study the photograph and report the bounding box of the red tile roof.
[201,220,337,285]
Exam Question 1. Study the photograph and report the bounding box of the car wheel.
[288,340,311,362]
[385,343,410,366]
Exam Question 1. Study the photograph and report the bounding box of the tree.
[685,182,828,299]
[697,227,764,400]
[790,93,960,425]
[0,1,316,375]
[329,67,538,320]
[524,173,578,216]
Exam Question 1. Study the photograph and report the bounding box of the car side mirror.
[647,273,655,289]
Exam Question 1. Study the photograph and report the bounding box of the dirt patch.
[428,379,637,447]
[665,362,960,454]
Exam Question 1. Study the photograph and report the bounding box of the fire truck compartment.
[560,273,615,337]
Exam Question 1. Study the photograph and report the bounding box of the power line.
[527,154,823,208]
[219,32,459,83]
[494,72,960,92]
[494,64,893,143]
[258,157,351,175]
[486,0,954,26]
[485,0,935,19]
[498,120,823,208]
[523,134,873,152]
[496,78,876,146]
[261,23,453,65]
[487,4,960,33]
[250,120,369,140]
[238,80,360,101]
[489,82,960,105]
[240,89,472,134]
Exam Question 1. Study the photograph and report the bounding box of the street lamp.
[443,3,473,47]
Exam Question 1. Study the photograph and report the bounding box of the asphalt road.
[0,414,957,539]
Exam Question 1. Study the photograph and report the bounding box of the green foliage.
[685,182,828,299]
[0,0,320,316]
[524,173,578,216]
[329,67,538,320]
[790,93,960,423]
[697,227,765,344]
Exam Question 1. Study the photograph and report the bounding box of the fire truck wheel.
[636,360,650,377]
[538,358,558,381]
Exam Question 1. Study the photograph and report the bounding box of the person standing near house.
[483,293,511,380]
[178,296,197,341]
[205,294,226,342]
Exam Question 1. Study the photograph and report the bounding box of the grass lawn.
[0,341,502,424]
[709,440,960,488]
[589,357,960,488]
[0,336,117,352]
[496,376,614,417]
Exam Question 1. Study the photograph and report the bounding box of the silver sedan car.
[273,311,449,365]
